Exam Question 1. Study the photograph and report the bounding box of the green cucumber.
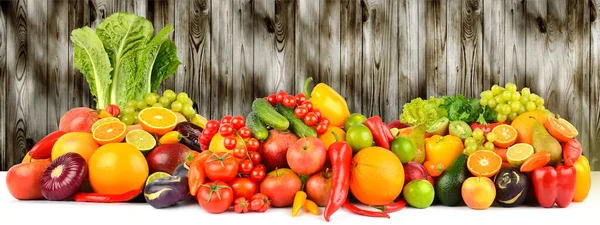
[246,111,269,140]
[276,104,317,138]
[251,98,289,131]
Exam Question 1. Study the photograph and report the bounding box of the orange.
[467,150,502,177]
[88,143,149,195]
[491,124,517,148]
[318,126,346,149]
[138,107,178,135]
[52,132,100,162]
[510,110,550,145]
[350,147,404,205]
[544,116,578,142]
[92,121,127,145]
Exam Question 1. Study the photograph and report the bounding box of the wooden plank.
[589,0,599,169]
[483,0,504,88]
[340,0,362,113]
[275,0,296,93]
[542,0,569,121]
[294,0,319,94]
[524,0,547,101]
[211,0,233,118]
[46,0,69,133]
[68,0,92,109]
[504,0,526,87]
[90,0,115,29]
[253,0,276,97]
[151,0,176,93]
[446,0,462,98]
[417,0,426,98]
[0,2,7,170]
[461,0,483,98]
[318,0,340,91]
[397,0,421,110]
[424,0,447,98]
[232,0,254,116]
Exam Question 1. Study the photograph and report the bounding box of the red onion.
[40,152,87,200]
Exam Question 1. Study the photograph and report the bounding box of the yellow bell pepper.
[573,155,591,202]
[424,135,465,172]
[304,77,350,127]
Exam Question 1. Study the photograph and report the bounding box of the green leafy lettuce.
[71,12,181,109]
[400,97,447,128]
[440,94,496,124]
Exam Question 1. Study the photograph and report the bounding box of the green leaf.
[71,27,113,109]
[134,24,176,100]
[150,40,181,93]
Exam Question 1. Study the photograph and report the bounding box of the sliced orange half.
[138,107,178,136]
[93,121,127,145]
[491,124,517,148]
[467,150,502,177]
[544,116,578,142]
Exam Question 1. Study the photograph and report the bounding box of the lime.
[507,143,534,168]
[344,113,367,130]
[345,124,373,153]
[91,117,121,133]
[146,172,171,186]
[126,129,156,153]
[403,180,435,209]
[390,137,416,164]
[191,114,208,129]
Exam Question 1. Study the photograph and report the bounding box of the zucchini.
[246,111,269,140]
[252,98,289,131]
[276,104,317,137]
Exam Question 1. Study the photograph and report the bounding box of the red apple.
[59,107,100,133]
[6,160,51,200]
[403,162,428,185]
[259,168,302,207]
[258,130,298,171]
[305,168,332,207]
[286,137,327,175]
[146,143,191,174]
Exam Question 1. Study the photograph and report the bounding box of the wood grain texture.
[319,0,341,91]
[397,0,421,109]
[211,0,233,118]
[0,2,7,169]
[503,0,526,87]
[340,0,362,113]
[275,0,296,94]
[294,0,319,95]
[232,0,254,116]
[590,0,599,169]
[483,0,504,88]
[253,0,276,98]
[424,0,447,98]
[151,0,176,93]
[68,0,92,109]
[47,0,69,133]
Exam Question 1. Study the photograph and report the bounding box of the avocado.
[426,117,450,135]
[435,154,469,206]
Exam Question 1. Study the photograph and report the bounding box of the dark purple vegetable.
[173,162,189,177]
[174,122,203,151]
[40,152,87,201]
[144,176,191,209]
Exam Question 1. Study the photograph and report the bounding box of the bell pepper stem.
[304,77,314,99]
[332,132,340,142]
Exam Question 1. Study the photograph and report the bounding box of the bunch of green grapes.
[119,90,196,125]
[463,128,497,155]
[479,82,546,122]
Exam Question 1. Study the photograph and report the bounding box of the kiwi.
[449,121,472,140]
[426,117,450,136]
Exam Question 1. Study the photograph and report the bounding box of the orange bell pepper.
[304,77,350,127]
[572,155,591,202]
[424,135,464,173]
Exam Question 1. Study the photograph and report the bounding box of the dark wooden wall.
[0,0,599,171]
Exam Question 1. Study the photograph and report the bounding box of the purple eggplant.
[174,122,203,151]
[144,176,191,209]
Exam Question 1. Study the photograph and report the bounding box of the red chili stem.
[343,200,390,218]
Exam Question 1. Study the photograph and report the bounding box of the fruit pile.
[6,78,592,221]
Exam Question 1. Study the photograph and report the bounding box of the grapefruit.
[350,146,404,205]
[51,132,100,162]
[88,143,149,195]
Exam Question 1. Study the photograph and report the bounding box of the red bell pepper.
[562,139,582,166]
[364,116,393,149]
[470,121,505,135]
[531,165,576,208]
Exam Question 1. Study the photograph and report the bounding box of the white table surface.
[1,172,599,225]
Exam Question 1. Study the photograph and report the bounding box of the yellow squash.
[304,77,350,127]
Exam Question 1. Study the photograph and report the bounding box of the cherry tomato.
[105,104,120,118]
[238,127,252,139]
[221,115,233,124]
[266,94,277,106]
[312,109,322,120]
[204,152,239,182]
[196,181,234,214]
[250,193,270,212]
[315,123,328,135]
[320,117,330,126]
[249,151,261,165]
[205,120,220,134]
[233,197,249,213]
[304,112,319,126]
[295,93,307,105]
[283,95,296,108]
[230,116,246,130]
[233,146,247,159]
[301,101,313,111]
[224,136,238,150]
[294,106,308,118]
[250,164,266,183]
[219,124,234,137]
[199,133,212,145]
[230,177,258,200]
[276,91,288,104]
[239,159,254,175]
[246,138,260,151]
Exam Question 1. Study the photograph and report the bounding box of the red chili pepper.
[470,121,505,135]
[342,200,390,218]
[105,104,120,118]
[29,130,66,159]
[364,116,393,149]
[532,165,577,208]
[562,139,582,166]
[324,133,353,222]
[372,199,406,213]
[73,189,141,203]
[556,165,576,208]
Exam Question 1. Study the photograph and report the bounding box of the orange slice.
[467,150,502,177]
[91,117,121,133]
[138,107,178,135]
[544,116,578,142]
[491,124,517,148]
[93,121,127,145]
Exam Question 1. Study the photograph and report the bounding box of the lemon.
[126,129,156,153]
[507,143,534,168]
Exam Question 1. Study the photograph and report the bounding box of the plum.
[40,152,87,201]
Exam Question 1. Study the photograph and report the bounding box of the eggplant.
[174,122,203,151]
[173,162,189,177]
[144,176,191,209]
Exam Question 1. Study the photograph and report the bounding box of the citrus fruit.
[191,114,208,129]
[92,121,127,145]
[209,133,244,153]
[506,143,534,167]
[126,129,156,153]
[544,116,578,142]
[403,179,435,209]
[491,124,518,148]
[146,172,171,186]
[510,110,550,145]
[350,146,404,205]
[91,117,121,133]
[467,150,502,177]
[138,107,178,136]
[88,143,149,195]
[173,111,188,123]
[390,136,416,164]
[51,132,100,162]
[318,126,346,149]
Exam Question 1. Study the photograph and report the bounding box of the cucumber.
[251,98,289,131]
[276,104,317,138]
[246,111,269,140]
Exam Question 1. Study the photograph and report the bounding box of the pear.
[408,125,426,164]
[531,120,562,166]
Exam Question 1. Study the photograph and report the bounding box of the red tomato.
[223,136,237,150]
[239,159,254,174]
[219,124,234,137]
[283,95,296,108]
[233,197,249,213]
[196,181,234,214]
[295,93,307,104]
[238,127,252,139]
[250,193,271,212]
[221,115,233,124]
[105,104,120,118]
[246,138,260,151]
[294,106,308,119]
[250,164,266,182]
[188,150,212,168]
[266,94,277,106]
[276,91,288,104]
[249,151,261,165]
[204,152,239,182]
[233,146,247,159]
[230,116,246,130]
[304,112,319,126]
[230,177,259,200]
[315,123,328,135]
[301,101,313,111]
[320,118,330,126]
[312,109,322,120]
